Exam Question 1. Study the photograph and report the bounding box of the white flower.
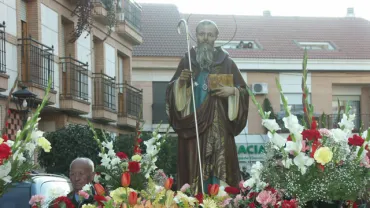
[268,132,286,149]
[331,128,348,143]
[107,149,116,157]
[338,114,355,131]
[250,162,263,178]
[0,138,3,144]
[100,154,111,169]
[262,119,281,132]
[131,154,142,162]
[82,183,92,192]
[0,162,12,184]
[282,158,293,168]
[104,174,111,180]
[217,186,228,197]
[283,114,304,135]
[13,151,26,164]
[243,178,256,188]
[363,130,369,139]
[6,140,14,147]
[110,157,121,166]
[31,130,44,141]
[94,175,101,183]
[25,143,36,156]
[284,141,302,154]
[16,130,21,137]
[102,141,113,150]
[293,152,314,175]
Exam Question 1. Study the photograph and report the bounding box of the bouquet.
[0,80,52,197]
[88,120,169,192]
[244,51,370,206]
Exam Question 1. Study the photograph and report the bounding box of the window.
[332,95,361,130]
[297,41,335,50]
[152,82,169,124]
[215,40,260,49]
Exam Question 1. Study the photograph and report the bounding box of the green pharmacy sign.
[236,143,266,161]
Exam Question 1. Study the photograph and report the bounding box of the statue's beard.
[196,43,214,69]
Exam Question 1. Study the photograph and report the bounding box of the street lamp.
[12,86,37,125]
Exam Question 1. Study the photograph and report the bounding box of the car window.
[0,186,31,208]
[38,180,72,207]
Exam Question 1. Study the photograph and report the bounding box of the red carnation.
[224,186,240,195]
[281,199,298,208]
[134,145,141,154]
[137,138,143,143]
[348,135,365,146]
[287,135,292,141]
[248,192,259,199]
[302,129,321,141]
[248,202,256,208]
[116,152,128,160]
[195,193,203,204]
[2,134,8,142]
[128,161,140,173]
[52,196,75,208]
[0,143,12,165]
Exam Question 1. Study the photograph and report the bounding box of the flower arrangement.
[88,120,169,192]
[244,51,370,206]
[0,81,53,197]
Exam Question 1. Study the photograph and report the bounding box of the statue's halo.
[186,14,238,47]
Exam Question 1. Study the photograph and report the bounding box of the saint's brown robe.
[166,47,249,192]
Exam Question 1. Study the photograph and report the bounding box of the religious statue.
[166,19,250,192]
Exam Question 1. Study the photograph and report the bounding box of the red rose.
[134,146,141,154]
[128,161,140,173]
[348,135,365,146]
[248,202,256,208]
[281,199,298,208]
[116,152,128,160]
[302,129,321,141]
[224,186,240,195]
[287,135,292,141]
[0,143,12,165]
[137,138,143,143]
[195,193,203,204]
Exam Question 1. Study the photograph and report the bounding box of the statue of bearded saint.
[166,19,250,193]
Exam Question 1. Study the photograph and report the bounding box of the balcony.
[117,82,143,128]
[19,37,56,104]
[116,0,143,45]
[91,0,109,24]
[0,21,8,92]
[92,72,117,122]
[60,56,90,115]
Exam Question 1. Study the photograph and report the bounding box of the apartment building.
[0,0,143,138]
[132,4,370,170]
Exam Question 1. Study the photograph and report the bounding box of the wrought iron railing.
[122,0,141,31]
[0,21,6,73]
[19,37,54,89]
[60,56,89,101]
[93,72,116,111]
[117,82,142,119]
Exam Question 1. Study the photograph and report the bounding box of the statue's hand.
[211,85,236,98]
[178,69,192,88]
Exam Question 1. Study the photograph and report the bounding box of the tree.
[38,124,103,176]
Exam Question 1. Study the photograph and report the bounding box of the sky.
[136,0,370,20]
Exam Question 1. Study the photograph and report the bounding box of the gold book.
[208,74,234,90]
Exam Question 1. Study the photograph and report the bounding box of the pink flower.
[78,190,89,199]
[221,198,233,207]
[29,195,45,205]
[234,194,243,207]
[301,140,310,152]
[319,128,332,137]
[180,183,191,192]
[256,191,275,208]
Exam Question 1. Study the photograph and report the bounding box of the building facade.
[0,0,143,138]
[132,4,370,170]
